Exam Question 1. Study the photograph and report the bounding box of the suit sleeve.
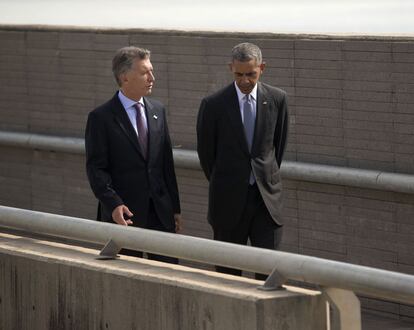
[196,98,216,181]
[85,111,124,215]
[162,109,181,214]
[274,93,289,167]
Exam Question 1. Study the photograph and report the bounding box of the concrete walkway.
[0,1,413,35]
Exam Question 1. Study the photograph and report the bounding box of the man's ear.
[228,62,234,72]
[260,62,266,73]
[119,72,128,86]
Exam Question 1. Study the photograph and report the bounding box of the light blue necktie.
[243,94,256,184]
[243,94,255,152]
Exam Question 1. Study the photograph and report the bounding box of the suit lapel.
[144,97,159,163]
[252,82,268,156]
[225,85,250,156]
[111,93,144,158]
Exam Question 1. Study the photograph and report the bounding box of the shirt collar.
[118,90,144,110]
[234,82,258,103]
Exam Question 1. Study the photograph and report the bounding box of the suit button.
[148,169,152,174]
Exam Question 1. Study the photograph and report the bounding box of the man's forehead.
[232,63,260,73]
[134,58,152,70]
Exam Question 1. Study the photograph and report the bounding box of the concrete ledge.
[1,24,414,41]
[0,233,326,330]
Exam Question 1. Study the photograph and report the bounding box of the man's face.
[229,59,265,94]
[120,57,155,100]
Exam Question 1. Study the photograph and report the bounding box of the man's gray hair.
[112,46,151,86]
[231,42,262,65]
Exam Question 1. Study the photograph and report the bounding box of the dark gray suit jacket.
[197,82,288,230]
[85,92,180,230]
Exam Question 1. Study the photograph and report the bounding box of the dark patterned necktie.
[134,103,148,159]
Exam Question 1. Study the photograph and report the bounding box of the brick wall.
[1,26,414,321]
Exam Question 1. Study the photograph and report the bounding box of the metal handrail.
[0,205,413,306]
[1,130,414,194]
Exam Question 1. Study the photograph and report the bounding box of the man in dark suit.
[197,42,289,279]
[85,46,181,263]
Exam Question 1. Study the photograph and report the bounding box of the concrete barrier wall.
[0,233,326,330]
[1,26,414,321]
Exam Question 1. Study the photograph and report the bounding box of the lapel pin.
[263,101,268,105]
[153,114,158,120]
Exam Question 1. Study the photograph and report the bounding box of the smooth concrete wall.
[1,26,414,321]
[0,233,326,330]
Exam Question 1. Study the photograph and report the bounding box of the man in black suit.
[197,42,289,279]
[85,46,181,263]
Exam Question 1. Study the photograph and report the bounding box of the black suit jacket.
[197,82,288,230]
[85,92,180,230]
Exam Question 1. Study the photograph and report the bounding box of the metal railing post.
[323,288,361,330]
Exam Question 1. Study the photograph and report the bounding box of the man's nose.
[240,74,249,83]
[149,72,155,82]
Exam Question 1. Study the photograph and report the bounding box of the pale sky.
[0,0,413,35]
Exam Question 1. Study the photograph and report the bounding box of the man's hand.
[112,205,133,226]
[174,213,182,233]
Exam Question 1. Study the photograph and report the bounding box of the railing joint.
[258,265,286,291]
[97,239,121,260]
